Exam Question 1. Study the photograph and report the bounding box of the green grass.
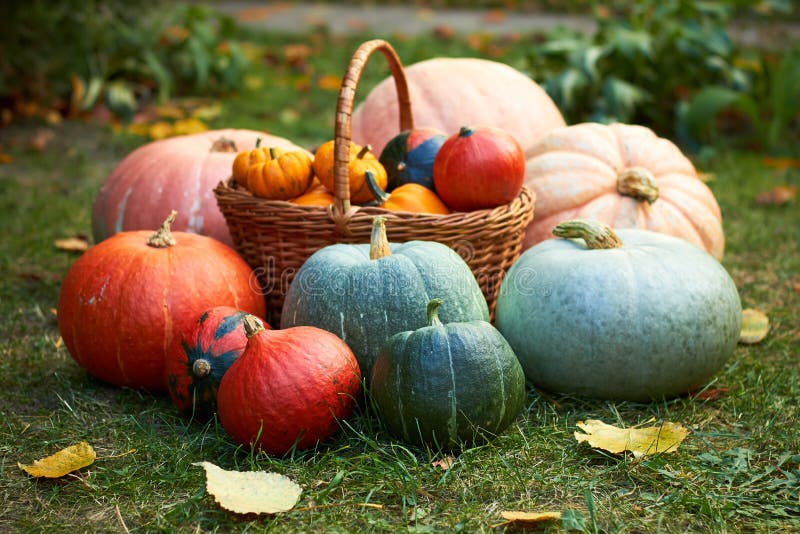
[1,30,799,533]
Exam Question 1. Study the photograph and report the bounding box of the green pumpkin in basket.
[281,217,489,379]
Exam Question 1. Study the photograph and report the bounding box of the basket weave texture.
[215,39,535,325]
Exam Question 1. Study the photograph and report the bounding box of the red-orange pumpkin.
[433,126,525,211]
[92,129,302,246]
[216,316,361,455]
[166,306,270,418]
[351,58,566,155]
[524,123,724,259]
[58,212,266,391]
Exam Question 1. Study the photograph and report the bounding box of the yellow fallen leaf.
[172,118,208,136]
[317,74,341,91]
[193,461,302,515]
[148,121,173,140]
[155,104,185,120]
[54,236,89,252]
[18,441,96,478]
[500,511,562,526]
[574,420,689,458]
[739,308,769,344]
[244,75,264,91]
[191,103,222,121]
[431,455,455,471]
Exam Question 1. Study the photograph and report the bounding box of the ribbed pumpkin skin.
[495,229,741,401]
[92,129,302,246]
[216,326,361,454]
[370,320,526,449]
[57,232,266,391]
[379,128,446,191]
[351,58,566,155]
[524,123,724,258]
[166,307,269,417]
[281,242,489,379]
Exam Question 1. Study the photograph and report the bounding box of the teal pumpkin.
[370,299,526,449]
[281,217,489,378]
[495,219,742,401]
[379,128,446,191]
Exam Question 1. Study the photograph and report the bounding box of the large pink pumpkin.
[92,129,302,246]
[351,58,566,155]
[524,123,725,259]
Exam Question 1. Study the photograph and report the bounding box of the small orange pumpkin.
[291,184,335,207]
[247,147,314,200]
[313,140,387,204]
[232,138,270,188]
[365,170,450,215]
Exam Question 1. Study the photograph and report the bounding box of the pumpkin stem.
[459,126,475,138]
[242,315,265,338]
[269,147,279,160]
[365,170,391,205]
[192,359,212,379]
[426,299,444,327]
[553,219,623,250]
[357,144,372,159]
[256,137,262,148]
[210,137,238,153]
[369,216,392,260]
[617,167,659,204]
[146,210,178,248]
[396,162,406,172]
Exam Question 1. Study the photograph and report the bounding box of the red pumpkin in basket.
[523,123,724,258]
[351,57,566,155]
[433,126,525,211]
[58,212,266,391]
[166,306,270,418]
[216,316,361,455]
[92,129,303,246]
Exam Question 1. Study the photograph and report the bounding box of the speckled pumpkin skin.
[495,229,741,401]
[280,242,489,379]
[370,319,526,449]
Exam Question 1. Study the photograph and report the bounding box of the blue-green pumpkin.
[370,299,526,449]
[379,128,446,191]
[495,219,742,401]
[281,217,489,378]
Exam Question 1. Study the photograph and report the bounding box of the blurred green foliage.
[0,1,249,119]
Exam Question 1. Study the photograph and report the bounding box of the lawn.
[1,28,799,533]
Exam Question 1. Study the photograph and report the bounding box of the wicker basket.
[215,39,534,326]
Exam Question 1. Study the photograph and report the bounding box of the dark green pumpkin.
[495,219,742,401]
[281,217,489,379]
[379,128,446,191]
[370,299,526,449]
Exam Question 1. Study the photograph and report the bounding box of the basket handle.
[332,39,414,221]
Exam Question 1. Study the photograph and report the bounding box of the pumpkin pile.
[56,43,743,457]
[228,126,527,214]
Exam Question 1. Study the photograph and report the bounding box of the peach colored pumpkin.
[351,58,566,155]
[524,123,724,259]
[92,129,303,246]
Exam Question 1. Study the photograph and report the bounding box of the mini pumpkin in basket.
[215,39,535,325]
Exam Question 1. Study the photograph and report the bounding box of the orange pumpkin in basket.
[365,170,450,215]
[247,147,314,201]
[232,138,271,188]
[291,183,335,207]
[524,123,724,259]
[313,140,387,204]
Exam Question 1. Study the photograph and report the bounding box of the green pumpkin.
[495,219,742,401]
[281,217,489,378]
[370,299,526,449]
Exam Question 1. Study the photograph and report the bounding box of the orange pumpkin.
[351,58,566,155]
[524,123,724,259]
[291,184,335,207]
[247,147,314,200]
[313,140,387,204]
[232,138,271,188]
[365,170,450,215]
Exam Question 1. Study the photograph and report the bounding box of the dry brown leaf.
[574,420,689,458]
[0,153,12,164]
[483,10,507,23]
[739,308,769,344]
[692,387,730,401]
[755,185,797,206]
[317,74,341,91]
[45,110,63,126]
[193,461,302,515]
[19,441,96,478]
[30,128,55,152]
[761,157,800,170]
[433,24,455,40]
[500,511,562,526]
[54,236,89,253]
[431,455,455,471]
